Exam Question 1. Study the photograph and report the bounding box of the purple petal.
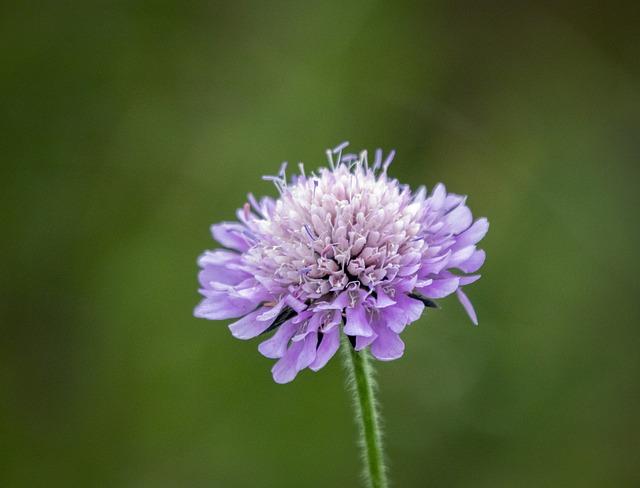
[397,262,422,277]
[271,340,305,384]
[295,333,318,371]
[324,309,342,330]
[459,274,481,286]
[197,250,249,286]
[393,276,418,293]
[198,266,248,287]
[291,313,322,342]
[375,287,396,308]
[284,295,308,313]
[454,218,489,248]
[447,245,476,269]
[370,320,405,361]
[444,205,473,235]
[444,193,465,211]
[207,279,271,303]
[197,249,240,268]
[419,251,451,276]
[228,307,276,339]
[456,288,478,326]
[395,294,425,323]
[381,305,408,333]
[416,276,460,298]
[344,305,374,337]
[429,183,447,210]
[415,278,433,288]
[194,293,256,320]
[258,319,298,358]
[211,222,252,252]
[355,332,378,351]
[256,300,285,321]
[309,326,340,371]
[457,249,486,273]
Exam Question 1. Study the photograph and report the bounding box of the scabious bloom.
[195,143,488,383]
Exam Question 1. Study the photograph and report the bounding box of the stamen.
[279,161,288,181]
[262,175,285,194]
[358,150,368,169]
[341,154,358,165]
[333,141,350,154]
[382,149,396,173]
[333,141,349,166]
[372,148,383,171]
[326,149,335,170]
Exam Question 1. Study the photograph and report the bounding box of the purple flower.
[195,143,488,383]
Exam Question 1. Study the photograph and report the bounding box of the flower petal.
[444,193,465,211]
[393,276,418,294]
[398,264,422,277]
[419,251,451,276]
[416,276,460,298]
[456,288,478,326]
[197,250,250,286]
[395,293,425,323]
[229,307,276,339]
[444,205,473,235]
[211,222,253,251]
[429,183,447,210]
[284,295,308,313]
[381,305,409,334]
[370,320,405,361]
[197,249,240,268]
[291,313,322,342]
[457,249,486,273]
[198,266,248,287]
[323,309,342,330]
[447,245,476,268]
[270,333,317,383]
[296,333,318,371]
[355,332,378,351]
[258,319,298,358]
[256,300,286,321]
[309,326,341,371]
[271,340,305,384]
[454,218,489,248]
[459,274,481,286]
[194,293,256,320]
[344,305,374,337]
[375,286,396,308]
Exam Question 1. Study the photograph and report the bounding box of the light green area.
[1,2,639,487]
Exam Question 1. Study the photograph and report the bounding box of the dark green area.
[2,2,639,486]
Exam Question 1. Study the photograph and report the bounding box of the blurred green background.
[2,1,639,487]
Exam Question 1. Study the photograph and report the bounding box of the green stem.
[341,336,389,488]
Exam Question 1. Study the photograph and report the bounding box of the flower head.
[195,143,488,383]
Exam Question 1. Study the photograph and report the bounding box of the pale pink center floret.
[246,163,425,302]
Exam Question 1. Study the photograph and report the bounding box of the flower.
[195,143,488,383]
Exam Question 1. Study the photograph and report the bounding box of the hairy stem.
[341,336,389,488]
